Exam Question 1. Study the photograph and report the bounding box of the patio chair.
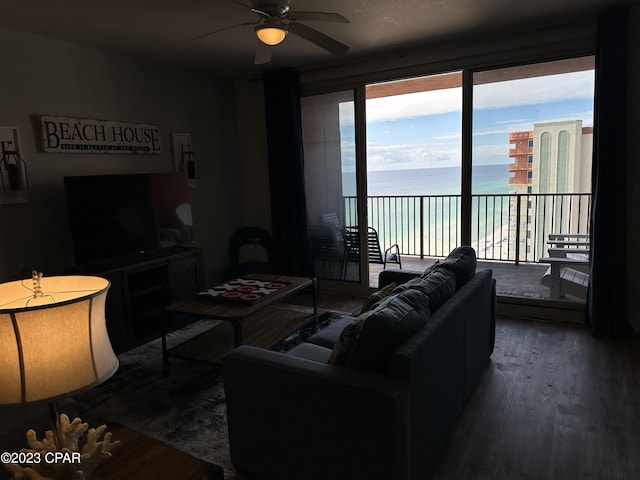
[341,226,401,279]
[320,212,342,231]
[540,233,589,300]
[309,224,343,277]
[224,226,273,279]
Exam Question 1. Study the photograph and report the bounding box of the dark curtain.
[586,7,632,338]
[262,68,314,277]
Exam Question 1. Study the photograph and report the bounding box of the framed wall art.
[0,126,28,205]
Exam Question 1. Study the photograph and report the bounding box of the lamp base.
[2,413,120,480]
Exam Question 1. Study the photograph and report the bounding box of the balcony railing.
[342,193,591,264]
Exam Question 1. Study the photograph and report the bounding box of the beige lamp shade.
[255,24,288,45]
[0,275,118,405]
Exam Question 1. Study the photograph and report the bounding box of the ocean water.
[343,164,511,197]
[340,164,513,255]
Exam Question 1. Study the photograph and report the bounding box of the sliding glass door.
[471,58,595,266]
[365,73,463,280]
[301,90,361,287]
[300,56,595,300]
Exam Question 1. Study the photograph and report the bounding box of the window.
[300,54,594,296]
[365,73,462,260]
[473,56,594,262]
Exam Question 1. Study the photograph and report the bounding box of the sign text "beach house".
[39,116,162,154]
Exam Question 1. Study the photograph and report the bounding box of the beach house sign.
[39,115,162,154]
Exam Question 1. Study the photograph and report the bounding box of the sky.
[339,69,595,172]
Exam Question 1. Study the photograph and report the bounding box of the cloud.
[336,69,594,172]
[367,142,460,170]
[366,88,462,122]
[366,70,594,123]
[474,71,594,110]
[472,144,510,165]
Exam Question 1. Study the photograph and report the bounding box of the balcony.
[509,146,533,156]
[509,132,534,141]
[332,192,591,302]
[508,176,532,185]
[508,163,532,172]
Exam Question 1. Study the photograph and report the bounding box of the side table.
[94,423,224,480]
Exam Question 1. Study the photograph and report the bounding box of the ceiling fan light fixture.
[255,24,288,46]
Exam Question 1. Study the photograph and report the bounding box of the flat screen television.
[64,172,194,267]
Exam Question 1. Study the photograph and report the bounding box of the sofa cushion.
[438,245,476,288]
[307,316,355,349]
[328,270,453,366]
[288,342,334,363]
[422,260,441,276]
[329,310,375,365]
[390,266,456,312]
[346,288,431,372]
[391,275,424,294]
[412,268,456,311]
[361,282,396,313]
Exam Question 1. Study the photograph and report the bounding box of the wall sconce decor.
[0,127,28,204]
[172,132,198,188]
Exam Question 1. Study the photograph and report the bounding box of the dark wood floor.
[288,291,640,479]
[432,316,640,479]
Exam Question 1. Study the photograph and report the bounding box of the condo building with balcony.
[508,120,593,261]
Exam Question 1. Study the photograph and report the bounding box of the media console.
[77,247,205,353]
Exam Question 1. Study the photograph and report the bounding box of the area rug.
[75,305,350,479]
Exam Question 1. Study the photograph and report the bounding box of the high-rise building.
[508,120,592,260]
[508,130,535,195]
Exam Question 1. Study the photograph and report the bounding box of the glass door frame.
[312,85,372,296]
[307,57,594,296]
[315,76,471,295]
[353,85,371,292]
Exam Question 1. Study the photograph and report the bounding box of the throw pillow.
[329,310,375,365]
[346,289,431,372]
[438,245,476,288]
[237,242,268,264]
[361,282,396,313]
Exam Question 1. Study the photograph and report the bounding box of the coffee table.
[94,423,223,480]
[162,273,316,375]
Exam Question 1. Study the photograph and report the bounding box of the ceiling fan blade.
[183,22,254,43]
[250,8,274,19]
[288,22,349,55]
[254,39,272,64]
[288,11,349,23]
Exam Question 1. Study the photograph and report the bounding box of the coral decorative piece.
[3,414,120,480]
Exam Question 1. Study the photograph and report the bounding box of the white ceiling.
[0,0,635,77]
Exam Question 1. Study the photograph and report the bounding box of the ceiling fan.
[187,1,350,64]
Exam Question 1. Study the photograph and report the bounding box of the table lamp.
[0,271,120,479]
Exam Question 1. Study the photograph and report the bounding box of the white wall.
[0,27,241,284]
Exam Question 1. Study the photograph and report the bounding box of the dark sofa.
[223,246,496,480]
